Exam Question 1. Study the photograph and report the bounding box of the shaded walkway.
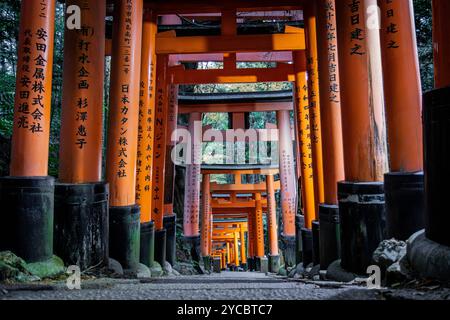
[3,272,449,301]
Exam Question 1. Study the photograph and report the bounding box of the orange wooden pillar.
[163,57,179,266]
[316,0,345,206]
[239,225,247,268]
[106,0,144,272]
[379,0,425,240]
[304,0,325,209]
[221,250,226,269]
[59,0,105,184]
[336,0,389,274]
[183,112,202,260]
[315,0,345,269]
[136,11,157,224]
[247,210,255,270]
[226,242,231,266]
[233,231,240,267]
[293,51,316,229]
[10,0,55,177]
[150,54,169,266]
[277,109,298,267]
[53,0,108,270]
[254,192,265,270]
[266,174,280,272]
[1,0,56,263]
[136,10,157,269]
[432,0,450,89]
[201,174,212,270]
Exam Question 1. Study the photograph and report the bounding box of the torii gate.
[2,0,444,281]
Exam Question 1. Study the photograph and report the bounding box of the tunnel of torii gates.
[1,0,450,279]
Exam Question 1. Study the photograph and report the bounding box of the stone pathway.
[1,271,449,300]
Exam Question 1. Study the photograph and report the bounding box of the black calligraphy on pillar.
[74,3,94,150]
[348,0,366,56]
[384,0,400,49]
[297,83,314,182]
[152,83,165,219]
[20,24,49,134]
[17,29,33,131]
[117,1,133,179]
[136,59,155,201]
[38,0,48,19]
[325,0,340,103]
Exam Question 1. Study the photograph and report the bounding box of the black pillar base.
[338,181,386,274]
[319,204,341,270]
[295,215,305,265]
[385,172,425,241]
[109,205,140,272]
[255,257,261,271]
[256,257,268,273]
[185,236,203,274]
[0,176,54,263]
[203,256,212,271]
[312,220,320,266]
[408,230,450,282]
[212,257,221,273]
[281,235,296,268]
[241,263,248,271]
[424,87,450,247]
[54,182,109,271]
[163,214,177,266]
[301,228,313,268]
[268,255,280,273]
[140,221,155,268]
[154,229,167,267]
[184,236,201,264]
[247,257,255,271]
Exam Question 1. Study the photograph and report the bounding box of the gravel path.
[1,271,448,300]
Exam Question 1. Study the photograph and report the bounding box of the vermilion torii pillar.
[239,224,247,269]
[0,0,56,264]
[150,54,169,267]
[136,10,157,269]
[54,0,108,271]
[201,174,212,271]
[163,57,179,267]
[336,0,389,274]
[254,192,265,271]
[304,0,325,209]
[379,0,425,241]
[184,112,203,263]
[247,208,256,270]
[277,109,297,268]
[266,174,280,273]
[316,0,345,270]
[293,51,316,229]
[233,231,240,268]
[106,0,144,274]
[226,242,231,267]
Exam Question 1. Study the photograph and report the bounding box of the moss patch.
[25,255,65,279]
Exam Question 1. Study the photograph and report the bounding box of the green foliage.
[414,0,434,91]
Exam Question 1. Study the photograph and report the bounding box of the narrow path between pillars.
[2,272,447,300]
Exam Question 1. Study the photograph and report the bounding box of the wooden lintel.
[179,101,293,113]
[145,0,304,14]
[210,181,281,192]
[155,32,305,54]
[202,168,279,175]
[171,52,293,63]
